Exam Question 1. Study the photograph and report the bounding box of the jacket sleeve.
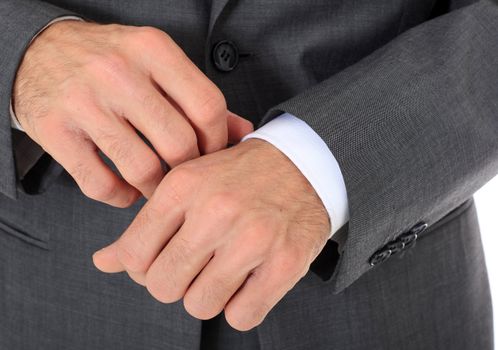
[263,0,498,293]
[0,0,76,199]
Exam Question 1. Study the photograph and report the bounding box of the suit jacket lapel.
[208,0,231,34]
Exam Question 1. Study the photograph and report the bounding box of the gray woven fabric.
[0,0,496,349]
[264,0,498,292]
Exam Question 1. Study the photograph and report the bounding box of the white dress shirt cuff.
[242,113,349,239]
[10,15,83,131]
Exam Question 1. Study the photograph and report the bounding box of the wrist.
[237,138,331,236]
[13,18,85,127]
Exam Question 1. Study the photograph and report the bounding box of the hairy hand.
[13,20,253,206]
[93,139,330,331]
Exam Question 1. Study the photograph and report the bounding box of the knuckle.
[69,161,92,190]
[167,130,198,166]
[145,277,171,303]
[183,288,221,320]
[183,299,207,320]
[146,239,196,303]
[167,239,195,268]
[205,192,241,221]
[85,52,129,80]
[243,219,277,248]
[85,181,117,203]
[157,166,192,206]
[126,154,162,187]
[201,274,232,301]
[37,119,72,149]
[224,304,261,332]
[78,170,118,203]
[115,239,147,272]
[141,94,168,122]
[196,88,227,127]
[145,265,183,304]
[95,131,129,164]
[130,26,171,51]
[224,307,243,330]
[248,304,270,328]
[115,194,138,209]
[138,26,169,42]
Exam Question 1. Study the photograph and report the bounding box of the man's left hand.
[92,139,330,331]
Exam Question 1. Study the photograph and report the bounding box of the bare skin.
[15,19,330,331]
[13,20,253,206]
[93,139,331,331]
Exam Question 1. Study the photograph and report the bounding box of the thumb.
[92,243,125,273]
[227,111,254,144]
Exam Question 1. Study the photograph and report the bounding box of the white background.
[475,175,498,345]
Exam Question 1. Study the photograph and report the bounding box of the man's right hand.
[13,20,253,207]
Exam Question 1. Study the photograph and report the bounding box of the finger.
[147,38,228,153]
[84,111,165,199]
[41,125,140,208]
[145,191,242,304]
[224,255,306,331]
[94,174,188,272]
[92,245,146,284]
[117,83,200,167]
[92,244,124,273]
[145,221,214,304]
[227,112,254,145]
[182,244,258,320]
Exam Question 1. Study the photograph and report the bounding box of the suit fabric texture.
[0,0,497,349]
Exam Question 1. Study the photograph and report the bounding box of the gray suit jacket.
[0,0,496,349]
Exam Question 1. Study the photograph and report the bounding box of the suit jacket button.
[212,40,239,72]
[397,222,427,249]
[369,248,392,266]
[410,222,428,235]
[399,232,418,249]
[386,240,405,255]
